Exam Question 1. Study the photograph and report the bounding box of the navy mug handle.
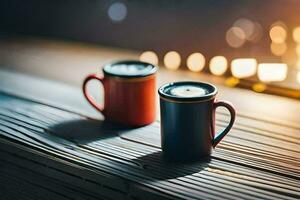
[211,100,236,147]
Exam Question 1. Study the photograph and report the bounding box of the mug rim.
[158,81,218,102]
[103,60,158,78]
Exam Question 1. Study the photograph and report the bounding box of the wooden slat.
[0,158,103,200]
[0,92,299,200]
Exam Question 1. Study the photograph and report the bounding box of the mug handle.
[211,100,236,147]
[82,74,104,112]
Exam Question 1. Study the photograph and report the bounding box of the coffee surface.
[104,63,155,76]
[166,85,209,97]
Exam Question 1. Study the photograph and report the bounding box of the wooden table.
[0,38,299,200]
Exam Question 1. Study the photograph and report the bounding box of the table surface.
[0,37,299,200]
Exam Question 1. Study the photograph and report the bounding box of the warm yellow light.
[139,51,159,65]
[297,71,300,83]
[209,56,228,75]
[231,58,257,78]
[225,77,240,87]
[226,27,246,48]
[252,83,267,93]
[258,63,288,82]
[292,27,300,43]
[269,26,287,43]
[270,42,287,56]
[186,53,205,72]
[164,51,181,70]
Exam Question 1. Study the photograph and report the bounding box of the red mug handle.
[211,100,236,147]
[82,74,104,112]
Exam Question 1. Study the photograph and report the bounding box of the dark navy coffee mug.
[158,81,236,161]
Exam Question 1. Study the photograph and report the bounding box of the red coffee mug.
[82,60,158,126]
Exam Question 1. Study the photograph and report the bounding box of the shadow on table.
[51,119,209,180]
[132,151,211,180]
[49,119,131,144]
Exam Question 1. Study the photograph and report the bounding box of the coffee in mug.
[158,81,235,161]
[83,60,158,126]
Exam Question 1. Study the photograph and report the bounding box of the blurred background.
[1,0,300,98]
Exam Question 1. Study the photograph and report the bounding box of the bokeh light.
[258,63,287,82]
[186,52,205,72]
[248,22,263,42]
[108,2,127,22]
[226,27,246,48]
[209,56,228,75]
[231,58,257,78]
[139,51,159,65]
[292,27,300,43]
[225,77,240,87]
[233,18,255,40]
[164,51,181,70]
[270,42,287,56]
[269,25,287,43]
[252,83,267,93]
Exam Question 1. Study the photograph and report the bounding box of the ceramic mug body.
[83,60,157,126]
[159,82,236,161]
[103,75,156,126]
[160,97,214,160]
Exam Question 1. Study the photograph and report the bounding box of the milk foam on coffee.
[108,64,153,76]
[169,85,208,97]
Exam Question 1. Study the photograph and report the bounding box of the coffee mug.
[158,81,236,161]
[83,60,158,126]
